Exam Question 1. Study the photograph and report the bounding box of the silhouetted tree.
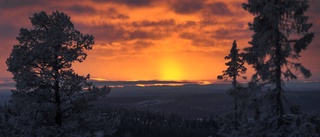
[218,40,247,87]
[218,40,247,129]
[4,11,111,136]
[243,0,314,123]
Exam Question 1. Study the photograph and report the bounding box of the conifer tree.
[243,0,314,122]
[5,11,111,136]
[218,40,247,88]
[218,40,247,129]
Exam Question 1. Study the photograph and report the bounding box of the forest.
[1,0,320,137]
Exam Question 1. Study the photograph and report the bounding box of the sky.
[0,0,319,82]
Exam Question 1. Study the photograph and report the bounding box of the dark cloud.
[205,2,232,16]
[128,30,168,40]
[309,0,320,13]
[93,0,152,7]
[0,23,19,41]
[176,20,197,29]
[212,28,250,40]
[180,32,214,47]
[76,22,126,42]
[97,27,126,42]
[307,0,320,27]
[106,7,117,13]
[133,40,153,51]
[200,19,217,26]
[131,20,197,32]
[128,30,150,39]
[182,21,196,27]
[199,2,233,27]
[105,7,130,19]
[180,32,196,39]
[132,19,175,27]
[170,0,204,14]
[83,19,176,42]
[118,0,152,7]
[83,19,197,43]
[69,5,97,14]
[0,0,46,9]
[111,14,130,19]
[76,22,169,44]
[0,23,19,66]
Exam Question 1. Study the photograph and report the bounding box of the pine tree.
[218,40,247,88]
[243,0,314,123]
[5,11,111,136]
[218,40,247,130]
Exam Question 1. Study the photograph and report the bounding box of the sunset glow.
[160,57,183,80]
[135,83,185,87]
[0,0,319,81]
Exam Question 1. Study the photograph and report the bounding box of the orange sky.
[0,0,319,81]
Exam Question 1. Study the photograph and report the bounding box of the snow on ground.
[94,82,320,118]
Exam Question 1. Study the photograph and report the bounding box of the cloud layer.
[0,0,319,81]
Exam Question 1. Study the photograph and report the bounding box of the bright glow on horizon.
[91,77,108,81]
[159,57,184,81]
[198,81,212,85]
[135,83,185,87]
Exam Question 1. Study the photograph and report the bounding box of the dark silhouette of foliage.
[218,40,247,85]
[4,11,110,136]
[100,106,219,137]
[243,0,314,124]
[218,40,247,130]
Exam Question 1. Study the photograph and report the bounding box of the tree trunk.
[233,56,238,130]
[53,46,62,127]
[54,77,62,126]
[275,29,284,124]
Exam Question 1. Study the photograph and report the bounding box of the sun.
[160,58,183,81]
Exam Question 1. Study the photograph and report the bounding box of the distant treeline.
[100,106,220,137]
